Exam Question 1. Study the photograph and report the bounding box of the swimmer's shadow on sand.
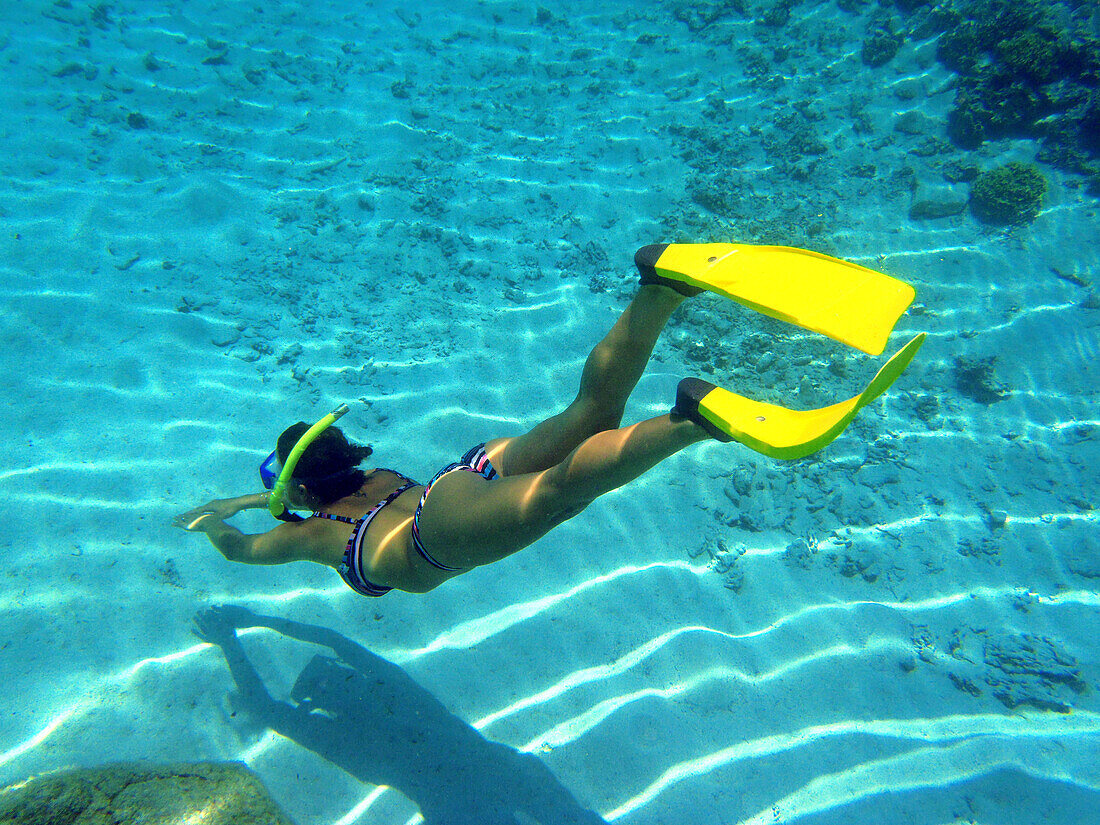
[193,606,606,825]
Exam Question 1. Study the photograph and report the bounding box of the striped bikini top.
[311,468,421,597]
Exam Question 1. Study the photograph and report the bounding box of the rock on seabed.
[0,762,297,825]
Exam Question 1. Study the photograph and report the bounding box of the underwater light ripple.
[0,708,80,766]
[323,584,1097,823]
[606,711,1100,821]
[390,560,707,663]
[896,417,1100,445]
[518,639,908,752]
[0,459,162,482]
[892,243,993,261]
[0,493,164,510]
[496,297,571,313]
[6,572,1097,783]
[238,731,282,765]
[339,708,1100,825]
[0,288,95,300]
[729,511,980,559]
[734,734,1100,825]
[0,627,275,773]
[330,787,393,825]
[389,564,1100,663]
[462,586,1100,732]
[37,374,269,402]
[472,624,729,731]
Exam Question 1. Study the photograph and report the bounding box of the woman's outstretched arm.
[172,496,316,565]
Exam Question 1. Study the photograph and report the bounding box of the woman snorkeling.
[174,259,716,596]
[173,243,922,596]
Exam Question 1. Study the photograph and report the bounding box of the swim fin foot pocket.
[674,333,927,459]
[636,243,703,297]
[672,378,734,442]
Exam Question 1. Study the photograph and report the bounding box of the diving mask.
[261,403,350,517]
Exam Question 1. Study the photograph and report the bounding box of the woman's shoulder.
[349,476,424,510]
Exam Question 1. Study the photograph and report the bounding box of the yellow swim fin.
[636,243,916,356]
[673,333,926,460]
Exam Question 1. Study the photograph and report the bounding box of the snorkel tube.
[268,403,350,517]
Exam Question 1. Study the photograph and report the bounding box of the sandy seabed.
[1,1,1098,823]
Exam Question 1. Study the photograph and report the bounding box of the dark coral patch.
[969,162,1047,225]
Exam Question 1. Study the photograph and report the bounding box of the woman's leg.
[415,412,710,571]
[487,284,688,477]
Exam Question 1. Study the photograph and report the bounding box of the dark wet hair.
[276,423,374,506]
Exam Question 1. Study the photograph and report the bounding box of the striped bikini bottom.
[410,442,500,572]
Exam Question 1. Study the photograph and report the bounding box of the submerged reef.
[671,0,748,32]
[954,354,1010,404]
[900,0,1100,189]
[910,627,1087,714]
[861,26,902,67]
[969,162,1047,225]
[668,95,840,250]
[0,763,296,825]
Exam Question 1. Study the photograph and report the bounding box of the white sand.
[1,0,1098,823]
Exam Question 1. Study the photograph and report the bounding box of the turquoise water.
[1,0,1098,823]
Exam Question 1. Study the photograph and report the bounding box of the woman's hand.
[172,499,239,531]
